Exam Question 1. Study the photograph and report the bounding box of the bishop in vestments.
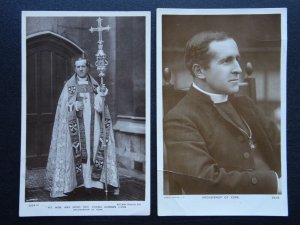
[45,57,119,198]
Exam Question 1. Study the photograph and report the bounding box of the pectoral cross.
[249,138,256,151]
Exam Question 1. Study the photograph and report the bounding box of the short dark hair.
[74,55,90,68]
[185,31,230,76]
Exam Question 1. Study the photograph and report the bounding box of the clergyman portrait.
[157,8,287,216]
[20,12,150,216]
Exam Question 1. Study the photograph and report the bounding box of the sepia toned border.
[157,8,288,216]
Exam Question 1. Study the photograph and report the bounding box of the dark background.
[0,0,299,224]
[162,14,282,117]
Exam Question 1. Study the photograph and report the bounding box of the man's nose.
[232,60,242,76]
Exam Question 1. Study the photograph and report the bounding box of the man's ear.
[192,64,206,80]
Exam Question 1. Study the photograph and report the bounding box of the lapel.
[230,96,277,168]
[189,87,247,134]
[213,102,245,132]
[188,88,278,170]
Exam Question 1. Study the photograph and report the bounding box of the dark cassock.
[164,31,281,195]
[164,84,281,194]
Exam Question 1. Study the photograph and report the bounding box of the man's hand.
[75,101,84,111]
[96,85,108,97]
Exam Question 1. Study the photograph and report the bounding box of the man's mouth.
[228,79,239,82]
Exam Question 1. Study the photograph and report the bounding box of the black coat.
[164,87,281,194]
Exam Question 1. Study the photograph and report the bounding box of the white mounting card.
[20,11,151,216]
[157,8,288,216]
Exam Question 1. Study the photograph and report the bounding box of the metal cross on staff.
[89,17,111,199]
[89,17,110,85]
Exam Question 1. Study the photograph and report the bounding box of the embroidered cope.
[45,74,119,198]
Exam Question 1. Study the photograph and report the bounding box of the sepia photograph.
[157,8,288,216]
[20,11,150,216]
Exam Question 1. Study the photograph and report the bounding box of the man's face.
[202,38,242,94]
[75,59,88,78]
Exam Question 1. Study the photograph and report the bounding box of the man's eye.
[221,57,232,64]
[222,56,240,64]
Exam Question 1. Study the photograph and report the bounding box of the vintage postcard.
[20,11,150,216]
[157,8,288,216]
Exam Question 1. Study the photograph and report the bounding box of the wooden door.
[26,32,82,168]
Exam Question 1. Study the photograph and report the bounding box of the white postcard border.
[20,10,151,216]
[157,8,288,216]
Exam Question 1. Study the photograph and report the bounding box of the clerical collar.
[77,75,88,81]
[192,82,228,103]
